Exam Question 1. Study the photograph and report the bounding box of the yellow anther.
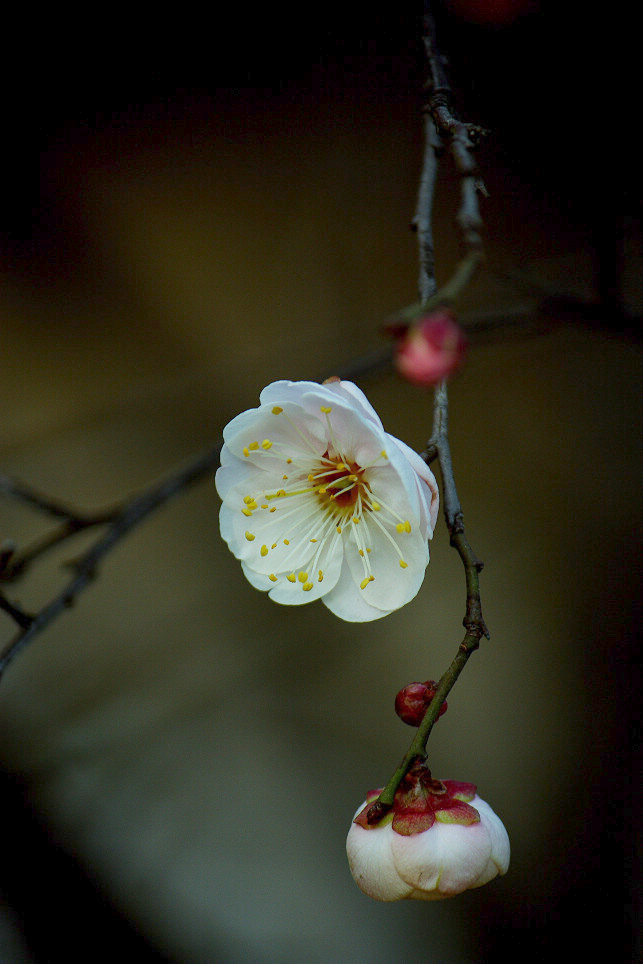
[381,449,388,459]
[318,487,327,494]
[245,532,255,542]
[243,447,250,457]
[298,571,308,583]
[270,506,276,513]
[260,545,268,557]
[269,574,278,582]
[359,549,364,557]
[318,570,324,582]
[348,474,358,482]
[261,504,268,509]
[276,489,286,497]
[282,475,288,480]
[336,462,346,470]
[336,526,342,534]
[286,458,292,464]
[302,582,313,592]
[399,559,408,569]
[352,517,360,524]
[271,543,277,549]
[246,501,257,510]
[396,520,412,534]
[360,576,375,590]
[308,474,315,482]
[243,496,254,504]
[284,539,290,545]
[287,573,297,583]
[320,405,332,414]
[371,502,381,511]
[310,538,317,543]
[249,441,259,450]
[242,508,253,517]
[272,406,283,414]
[261,439,272,450]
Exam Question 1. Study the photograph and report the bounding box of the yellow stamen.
[269,574,278,582]
[243,496,254,504]
[396,520,412,533]
[249,441,259,450]
[302,582,313,592]
[399,559,408,568]
[272,406,283,414]
[298,571,308,583]
[381,450,388,459]
[336,526,342,534]
[284,539,290,545]
[245,532,255,542]
[371,502,381,511]
[320,406,332,414]
[243,447,250,457]
[261,439,272,450]
[242,508,253,517]
[260,545,268,557]
[318,570,324,582]
[360,576,375,590]
[287,573,296,583]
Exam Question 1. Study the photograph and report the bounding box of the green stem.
[371,381,489,813]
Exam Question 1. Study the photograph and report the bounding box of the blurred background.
[1,2,639,961]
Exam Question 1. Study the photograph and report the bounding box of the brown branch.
[421,1,486,259]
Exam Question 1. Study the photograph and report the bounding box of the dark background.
[1,2,639,961]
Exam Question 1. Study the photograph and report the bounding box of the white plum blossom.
[215,378,439,622]
[346,778,510,902]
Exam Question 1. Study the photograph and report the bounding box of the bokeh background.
[1,3,639,961]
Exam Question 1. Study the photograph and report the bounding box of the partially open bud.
[394,309,467,386]
[395,680,447,727]
[346,761,509,901]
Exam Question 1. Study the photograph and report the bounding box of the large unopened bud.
[346,761,509,901]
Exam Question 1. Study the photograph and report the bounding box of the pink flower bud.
[395,680,447,727]
[346,762,509,901]
[394,309,467,386]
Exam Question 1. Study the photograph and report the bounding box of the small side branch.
[0,442,222,679]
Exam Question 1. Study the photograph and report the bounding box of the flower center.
[315,452,370,514]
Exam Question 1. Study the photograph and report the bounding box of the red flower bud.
[394,309,467,386]
[395,680,448,727]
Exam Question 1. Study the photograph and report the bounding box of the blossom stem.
[375,381,489,810]
[370,0,490,806]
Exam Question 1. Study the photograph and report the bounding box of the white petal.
[322,556,388,622]
[346,822,411,901]
[468,797,510,884]
[391,819,492,898]
[326,380,384,430]
[341,519,428,614]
